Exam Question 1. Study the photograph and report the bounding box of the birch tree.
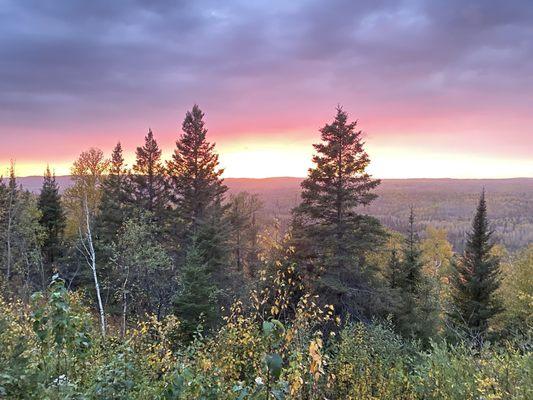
[65,148,109,336]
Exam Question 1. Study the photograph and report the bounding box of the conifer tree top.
[134,129,162,175]
[297,106,380,219]
[110,142,125,175]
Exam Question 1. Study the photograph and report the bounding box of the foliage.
[167,104,227,234]
[0,106,531,399]
[389,208,439,342]
[173,241,218,339]
[96,142,129,252]
[63,147,108,235]
[113,212,174,328]
[497,244,533,332]
[129,130,169,220]
[227,192,263,278]
[0,267,531,400]
[291,106,385,317]
[449,191,502,340]
[0,170,45,297]
[38,166,66,266]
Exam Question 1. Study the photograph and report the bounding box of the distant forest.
[12,176,533,252]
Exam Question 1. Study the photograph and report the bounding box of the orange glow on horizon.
[3,137,532,180]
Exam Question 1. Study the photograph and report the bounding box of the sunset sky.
[1,0,532,178]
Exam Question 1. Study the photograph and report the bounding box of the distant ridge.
[5,176,533,251]
[8,175,533,195]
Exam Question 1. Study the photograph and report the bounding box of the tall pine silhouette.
[97,142,129,248]
[450,190,501,339]
[168,105,228,269]
[168,105,227,233]
[130,129,168,221]
[292,106,384,316]
[38,166,66,266]
[390,208,437,342]
[168,105,230,315]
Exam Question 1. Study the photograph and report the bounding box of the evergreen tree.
[97,142,129,248]
[292,106,384,316]
[387,249,402,290]
[167,105,228,272]
[167,105,227,235]
[450,190,501,339]
[391,208,438,341]
[130,130,168,221]
[196,197,229,274]
[38,166,66,266]
[227,192,263,278]
[173,240,217,340]
[403,207,423,294]
[1,163,19,282]
[0,164,44,295]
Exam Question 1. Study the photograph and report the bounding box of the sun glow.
[217,139,314,178]
[3,137,532,180]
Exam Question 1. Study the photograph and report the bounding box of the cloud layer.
[0,0,532,177]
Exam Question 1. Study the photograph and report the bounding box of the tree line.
[0,105,528,345]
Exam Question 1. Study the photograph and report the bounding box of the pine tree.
[3,163,18,281]
[403,207,423,294]
[292,106,384,316]
[387,249,402,289]
[173,240,217,340]
[167,105,228,273]
[130,130,168,221]
[227,192,263,278]
[196,197,228,274]
[450,190,501,339]
[97,142,129,248]
[391,208,437,341]
[38,166,66,266]
[167,105,227,234]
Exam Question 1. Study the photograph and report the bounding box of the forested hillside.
[1,106,531,399]
[13,176,533,251]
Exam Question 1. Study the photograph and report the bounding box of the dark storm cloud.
[0,0,532,130]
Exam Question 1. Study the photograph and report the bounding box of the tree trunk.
[121,266,129,337]
[84,197,106,337]
[5,190,13,281]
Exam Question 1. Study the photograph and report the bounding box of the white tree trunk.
[5,189,13,281]
[121,267,129,337]
[83,197,106,337]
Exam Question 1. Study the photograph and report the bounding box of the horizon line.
[9,175,533,181]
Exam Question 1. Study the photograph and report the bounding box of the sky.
[0,0,532,179]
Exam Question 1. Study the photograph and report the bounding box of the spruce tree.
[167,105,228,272]
[391,208,437,341]
[196,197,229,274]
[403,207,423,294]
[97,142,129,248]
[292,106,384,316]
[387,249,402,290]
[3,163,18,281]
[38,166,66,266]
[167,105,227,234]
[130,129,168,221]
[173,240,217,340]
[450,190,501,339]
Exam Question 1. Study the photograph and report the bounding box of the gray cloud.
[0,0,532,140]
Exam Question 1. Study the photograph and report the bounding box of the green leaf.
[265,353,283,379]
[262,321,274,337]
